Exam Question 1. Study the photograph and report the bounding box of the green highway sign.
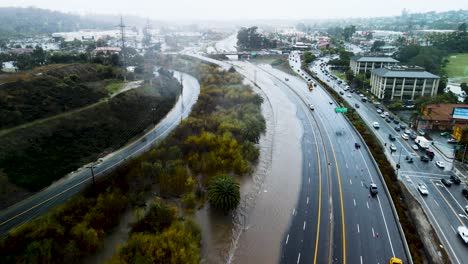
[335,107,348,113]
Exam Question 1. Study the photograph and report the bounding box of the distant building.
[370,66,440,101]
[8,48,34,55]
[350,55,399,74]
[416,104,468,131]
[317,36,330,49]
[92,47,121,56]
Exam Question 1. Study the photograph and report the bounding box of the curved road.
[0,71,200,235]
[254,58,408,263]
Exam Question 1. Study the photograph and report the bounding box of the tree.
[303,51,316,64]
[208,175,240,212]
[343,25,356,41]
[458,22,467,33]
[371,40,385,52]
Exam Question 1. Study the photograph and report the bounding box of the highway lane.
[310,57,468,263]
[285,52,410,262]
[0,71,200,235]
[255,59,408,263]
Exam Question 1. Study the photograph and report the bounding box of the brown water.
[196,61,304,264]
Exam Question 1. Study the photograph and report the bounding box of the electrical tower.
[118,16,127,82]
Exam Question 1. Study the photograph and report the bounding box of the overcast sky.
[1,0,467,21]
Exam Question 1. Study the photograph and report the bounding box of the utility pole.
[118,16,127,82]
[86,164,98,185]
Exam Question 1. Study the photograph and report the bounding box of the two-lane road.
[0,71,200,235]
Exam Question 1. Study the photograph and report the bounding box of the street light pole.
[86,164,97,185]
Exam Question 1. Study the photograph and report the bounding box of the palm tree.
[208,175,240,212]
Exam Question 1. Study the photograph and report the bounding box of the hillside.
[0,7,114,38]
[0,69,181,196]
[0,63,120,130]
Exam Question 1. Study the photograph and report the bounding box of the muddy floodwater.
[196,61,303,264]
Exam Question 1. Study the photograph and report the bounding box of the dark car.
[420,155,430,162]
[389,115,395,120]
[451,175,462,184]
[355,103,360,108]
[395,126,401,132]
[386,118,391,123]
[463,189,468,199]
[340,91,344,95]
[369,183,378,196]
[355,142,361,149]
[361,98,367,102]
[426,150,435,159]
[389,134,396,141]
[400,124,407,129]
[410,133,417,140]
[393,120,400,125]
[441,178,452,187]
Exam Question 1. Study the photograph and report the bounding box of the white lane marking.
[353,199,356,207]
[372,227,375,237]
[349,179,352,184]
[366,201,369,209]
[286,234,289,244]
[308,177,310,184]
[357,224,360,233]
[307,197,309,204]
[346,163,348,168]
[309,162,311,167]
[303,221,307,230]
[450,225,456,234]
[293,208,296,216]
[433,199,440,208]
[297,253,301,264]
[418,192,461,264]
[360,256,363,264]
[361,181,364,187]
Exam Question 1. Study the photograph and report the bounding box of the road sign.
[335,107,348,113]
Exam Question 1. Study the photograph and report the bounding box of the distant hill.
[0,7,115,38]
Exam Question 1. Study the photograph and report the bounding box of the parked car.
[441,178,452,187]
[435,161,445,168]
[418,183,429,195]
[369,183,378,196]
[451,175,461,184]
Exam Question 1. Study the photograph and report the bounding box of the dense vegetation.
[0,7,113,38]
[237,26,277,50]
[0,68,180,193]
[0,63,120,129]
[0,57,265,263]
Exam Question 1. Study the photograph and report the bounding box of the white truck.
[415,136,431,149]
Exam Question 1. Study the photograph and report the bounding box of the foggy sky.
[1,0,467,21]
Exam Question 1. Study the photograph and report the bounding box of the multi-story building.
[370,66,440,101]
[349,55,399,74]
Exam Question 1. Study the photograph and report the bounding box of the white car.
[309,104,315,111]
[347,94,352,98]
[435,161,445,168]
[412,144,419,150]
[384,112,389,116]
[458,226,468,244]
[380,114,386,118]
[376,109,382,114]
[401,134,409,140]
[417,183,429,195]
[390,143,397,151]
[373,122,380,129]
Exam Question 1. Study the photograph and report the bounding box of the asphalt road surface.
[253,56,408,264]
[310,56,468,263]
[0,71,200,235]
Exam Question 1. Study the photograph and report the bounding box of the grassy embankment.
[0,65,180,206]
[445,53,468,83]
[0,57,265,264]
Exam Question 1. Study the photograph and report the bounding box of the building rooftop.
[372,66,440,79]
[421,104,468,121]
[351,55,399,63]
